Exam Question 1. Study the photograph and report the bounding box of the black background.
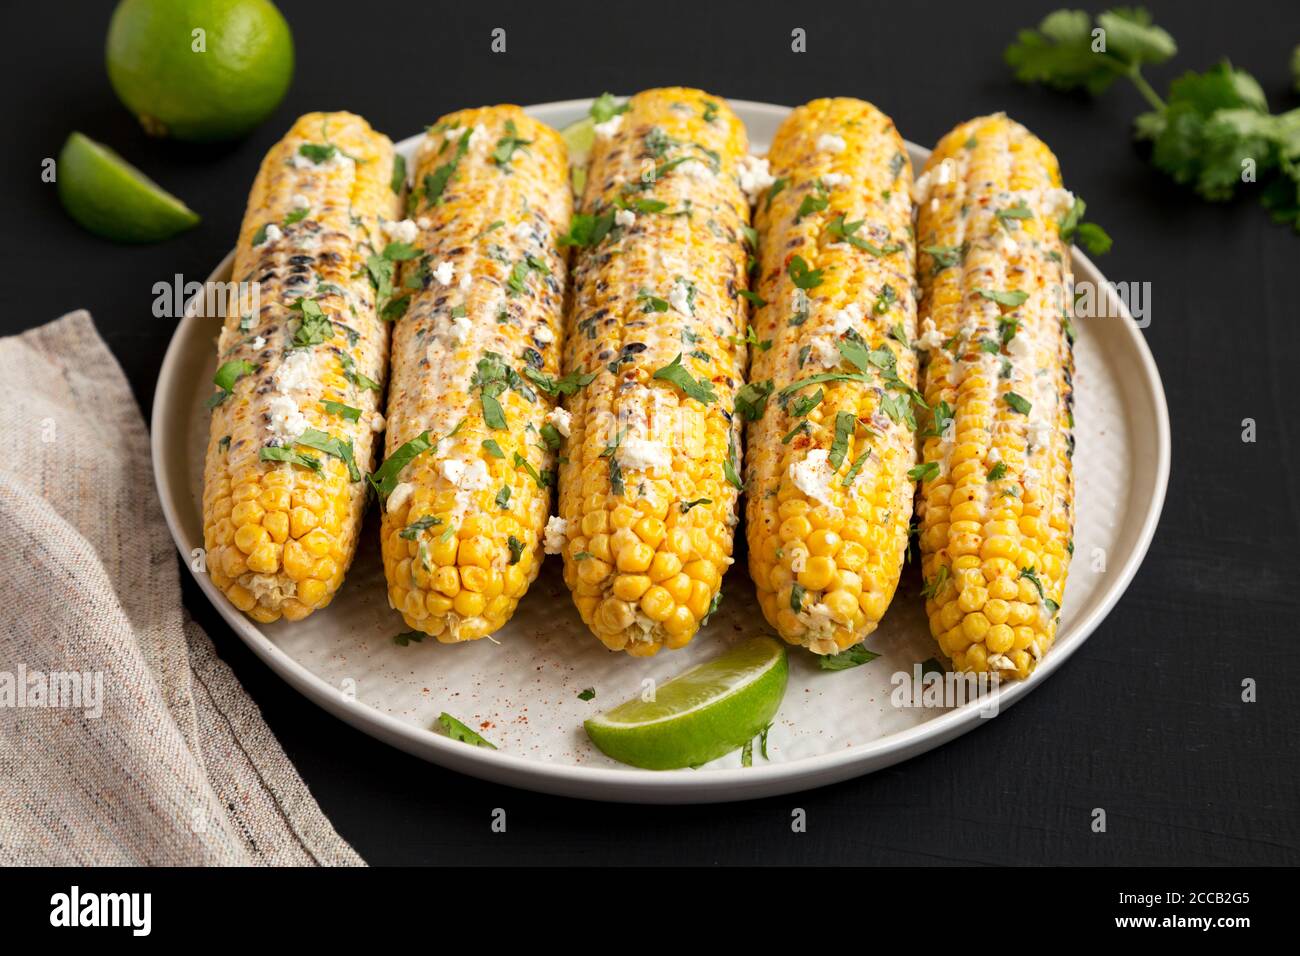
[2,0,1297,865]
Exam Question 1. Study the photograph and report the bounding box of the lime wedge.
[57,132,200,243]
[584,637,788,770]
[560,116,594,197]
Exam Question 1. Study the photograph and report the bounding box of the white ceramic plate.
[151,98,1170,803]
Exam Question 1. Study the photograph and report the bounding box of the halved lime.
[584,637,788,770]
[560,116,594,197]
[57,132,200,243]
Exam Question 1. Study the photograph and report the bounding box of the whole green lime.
[106,0,294,142]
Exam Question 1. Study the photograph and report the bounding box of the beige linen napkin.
[0,311,362,866]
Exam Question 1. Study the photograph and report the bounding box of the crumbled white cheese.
[820,172,851,188]
[266,395,310,440]
[416,217,432,230]
[816,133,847,154]
[514,220,533,240]
[251,336,266,350]
[1007,328,1035,361]
[915,318,945,351]
[291,150,353,170]
[458,272,473,292]
[432,260,455,286]
[668,278,693,316]
[256,223,282,246]
[386,482,415,514]
[809,337,841,369]
[614,208,637,228]
[291,193,311,209]
[545,405,571,437]
[618,437,671,473]
[913,159,955,205]
[677,158,713,180]
[593,114,623,139]
[736,154,776,204]
[1026,371,1057,452]
[534,324,555,345]
[369,411,386,433]
[789,448,837,506]
[988,653,1016,671]
[1042,187,1075,222]
[830,302,862,337]
[274,348,317,393]
[450,313,473,345]
[444,124,488,149]
[382,218,420,244]
[440,457,491,491]
[543,516,567,555]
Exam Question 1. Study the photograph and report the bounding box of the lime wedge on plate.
[57,132,199,242]
[560,116,594,196]
[584,637,788,770]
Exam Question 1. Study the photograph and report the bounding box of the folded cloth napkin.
[0,311,362,865]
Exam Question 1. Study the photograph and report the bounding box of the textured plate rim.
[151,98,1170,803]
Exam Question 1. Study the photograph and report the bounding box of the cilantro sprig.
[1006,7,1300,232]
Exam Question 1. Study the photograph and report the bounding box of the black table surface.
[4,0,1297,865]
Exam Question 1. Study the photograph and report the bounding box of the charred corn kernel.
[914,114,1075,680]
[558,88,751,655]
[201,112,398,624]
[378,106,571,645]
[745,98,918,654]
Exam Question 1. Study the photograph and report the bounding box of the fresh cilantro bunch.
[1006,8,1300,231]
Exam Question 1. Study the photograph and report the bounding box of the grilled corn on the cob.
[202,112,400,623]
[378,106,571,642]
[558,88,752,656]
[744,98,919,655]
[913,113,1076,679]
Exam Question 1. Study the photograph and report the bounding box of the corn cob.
[378,106,571,642]
[558,88,751,656]
[913,113,1076,679]
[202,112,400,623]
[743,98,919,655]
